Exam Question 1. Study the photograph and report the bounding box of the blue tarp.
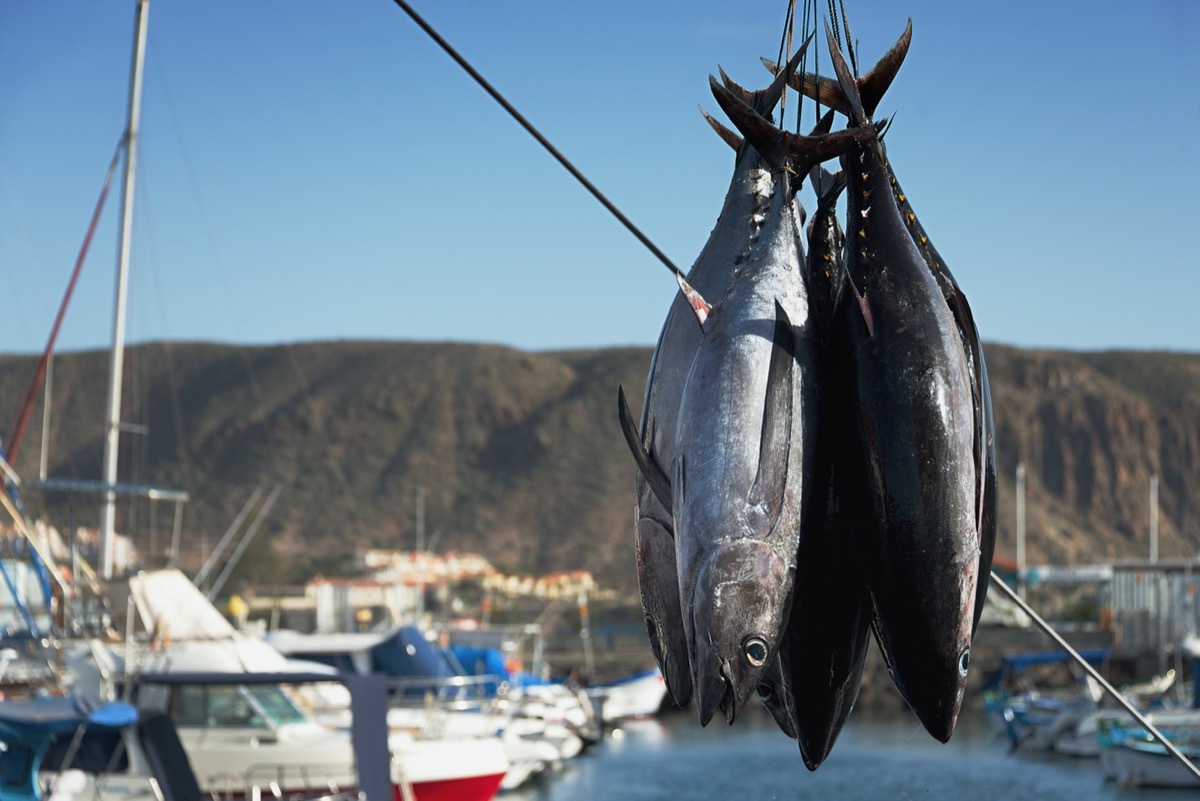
[0,696,137,738]
[369,625,457,696]
[447,644,552,690]
[982,648,1111,691]
[998,649,1109,670]
[448,644,510,694]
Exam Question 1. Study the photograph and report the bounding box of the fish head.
[688,539,792,726]
[875,533,980,743]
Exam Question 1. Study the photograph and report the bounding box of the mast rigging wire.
[6,142,124,463]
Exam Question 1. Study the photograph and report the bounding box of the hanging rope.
[838,0,859,76]
[827,0,843,51]
[389,0,687,285]
[800,0,818,134]
[775,0,798,121]
[776,0,829,134]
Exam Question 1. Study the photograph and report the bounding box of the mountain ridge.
[2,340,1198,595]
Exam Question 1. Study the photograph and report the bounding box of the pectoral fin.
[748,302,796,529]
[617,385,673,513]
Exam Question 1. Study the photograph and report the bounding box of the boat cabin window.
[168,684,307,728]
[171,686,264,728]
[244,685,307,726]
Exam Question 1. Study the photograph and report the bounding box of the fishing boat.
[1051,671,1187,758]
[1104,725,1200,788]
[981,648,1110,749]
[0,694,207,801]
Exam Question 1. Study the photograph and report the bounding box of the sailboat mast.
[100,0,150,581]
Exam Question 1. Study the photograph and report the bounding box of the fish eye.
[743,637,769,667]
[958,649,970,677]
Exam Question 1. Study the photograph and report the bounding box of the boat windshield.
[170,684,308,728]
[245,685,308,726]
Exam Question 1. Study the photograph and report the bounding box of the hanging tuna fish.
[775,21,996,644]
[617,12,996,757]
[617,34,880,727]
[818,21,992,743]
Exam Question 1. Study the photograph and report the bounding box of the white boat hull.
[587,668,668,723]
[1109,739,1200,788]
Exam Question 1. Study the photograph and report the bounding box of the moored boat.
[62,569,508,801]
[1105,726,1200,788]
[0,694,207,801]
[586,667,669,724]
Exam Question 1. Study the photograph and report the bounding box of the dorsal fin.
[617,385,673,513]
[699,106,743,151]
[748,301,796,529]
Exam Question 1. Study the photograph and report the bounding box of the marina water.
[505,707,1187,800]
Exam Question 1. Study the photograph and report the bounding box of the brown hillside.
[1,341,1198,597]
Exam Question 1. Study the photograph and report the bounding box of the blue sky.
[2,0,1197,356]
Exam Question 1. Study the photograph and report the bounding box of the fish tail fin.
[771,19,911,120]
[709,76,881,181]
[825,20,869,127]
[699,105,743,151]
[856,19,912,118]
[810,108,835,136]
[808,161,847,209]
[720,32,815,119]
[761,59,853,117]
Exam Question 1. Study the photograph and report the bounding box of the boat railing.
[384,672,509,707]
[382,673,510,737]
[201,764,357,801]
